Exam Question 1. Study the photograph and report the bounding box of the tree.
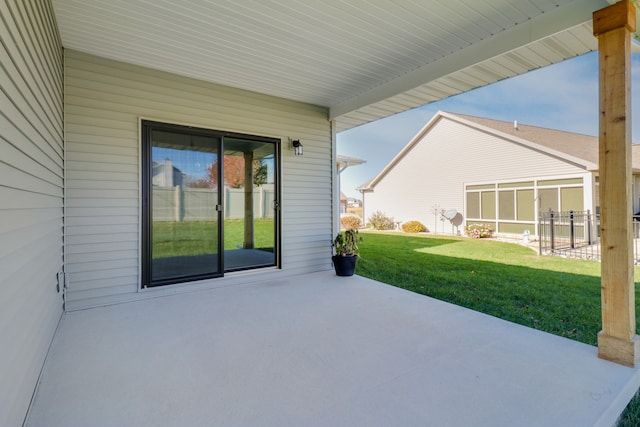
[205,154,268,188]
[253,160,268,186]
[185,176,213,188]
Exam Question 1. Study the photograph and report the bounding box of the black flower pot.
[332,255,358,276]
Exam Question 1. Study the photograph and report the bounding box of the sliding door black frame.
[141,120,281,288]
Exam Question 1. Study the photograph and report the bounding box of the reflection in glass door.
[222,138,277,271]
[143,123,223,287]
[142,121,280,288]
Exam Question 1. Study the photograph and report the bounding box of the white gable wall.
[364,117,589,233]
[64,50,332,310]
[0,1,64,425]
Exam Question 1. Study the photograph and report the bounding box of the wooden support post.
[243,151,254,249]
[593,0,638,367]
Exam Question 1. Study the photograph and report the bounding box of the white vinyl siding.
[64,50,331,309]
[364,117,588,235]
[0,1,64,426]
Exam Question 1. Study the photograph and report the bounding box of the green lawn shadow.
[355,232,640,346]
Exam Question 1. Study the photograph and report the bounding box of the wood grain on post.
[593,0,638,367]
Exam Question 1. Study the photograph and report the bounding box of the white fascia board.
[329,0,609,121]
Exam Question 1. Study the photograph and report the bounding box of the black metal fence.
[539,210,640,262]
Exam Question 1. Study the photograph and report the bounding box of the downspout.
[331,120,339,237]
[359,188,366,229]
[60,47,68,311]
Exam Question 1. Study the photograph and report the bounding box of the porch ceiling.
[51,0,634,132]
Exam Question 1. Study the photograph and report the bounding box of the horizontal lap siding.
[365,118,585,231]
[0,1,63,426]
[64,50,331,309]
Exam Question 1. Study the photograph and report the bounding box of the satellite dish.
[443,209,458,220]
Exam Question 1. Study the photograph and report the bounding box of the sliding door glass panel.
[150,129,222,285]
[481,191,496,220]
[498,190,515,220]
[560,187,584,212]
[222,138,277,271]
[466,192,480,219]
[538,188,559,214]
[517,189,535,221]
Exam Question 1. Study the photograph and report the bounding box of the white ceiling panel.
[51,0,630,132]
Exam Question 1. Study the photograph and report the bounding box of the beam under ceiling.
[329,0,610,122]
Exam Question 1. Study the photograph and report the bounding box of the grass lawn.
[152,219,274,257]
[355,231,640,425]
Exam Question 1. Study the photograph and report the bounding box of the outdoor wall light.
[291,139,303,156]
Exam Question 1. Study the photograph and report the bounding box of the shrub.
[333,229,360,256]
[465,223,493,238]
[367,210,395,230]
[402,220,427,233]
[340,214,362,230]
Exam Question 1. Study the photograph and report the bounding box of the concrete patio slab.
[25,272,640,426]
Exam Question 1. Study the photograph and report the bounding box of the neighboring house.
[152,159,185,188]
[340,191,349,214]
[337,154,366,174]
[347,198,362,208]
[359,111,640,237]
[1,1,636,426]
[337,154,366,215]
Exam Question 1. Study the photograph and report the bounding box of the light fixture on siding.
[291,139,303,156]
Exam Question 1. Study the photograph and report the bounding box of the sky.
[337,51,640,200]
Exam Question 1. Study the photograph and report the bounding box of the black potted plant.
[332,229,360,276]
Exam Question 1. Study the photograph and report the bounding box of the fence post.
[174,186,181,222]
[587,209,592,245]
[569,210,575,249]
[539,214,543,255]
[549,210,555,251]
[259,188,264,219]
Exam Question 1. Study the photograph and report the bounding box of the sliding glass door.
[222,138,277,271]
[142,122,223,287]
[142,121,279,288]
